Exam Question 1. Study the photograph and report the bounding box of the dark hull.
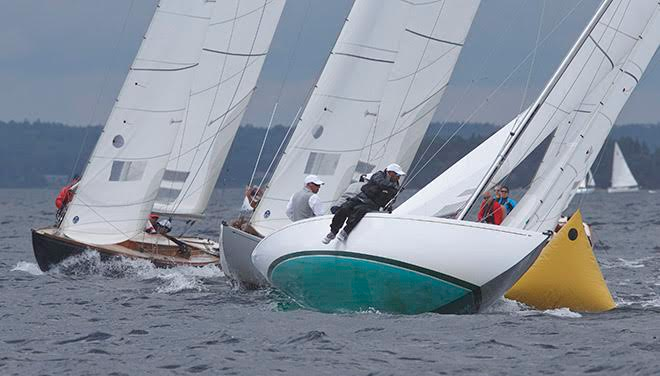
[32,229,90,271]
[32,228,219,272]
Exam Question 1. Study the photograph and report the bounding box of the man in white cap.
[322,163,405,243]
[286,174,325,222]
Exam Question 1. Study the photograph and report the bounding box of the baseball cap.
[386,163,406,176]
[304,175,324,185]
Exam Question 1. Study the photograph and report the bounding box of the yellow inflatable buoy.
[505,210,616,312]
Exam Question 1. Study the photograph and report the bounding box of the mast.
[457,0,614,220]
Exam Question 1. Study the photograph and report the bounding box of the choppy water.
[1,188,659,375]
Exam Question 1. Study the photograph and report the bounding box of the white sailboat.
[608,142,640,193]
[576,170,596,194]
[251,0,660,314]
[220,0,481,287]
[32,1,220,271]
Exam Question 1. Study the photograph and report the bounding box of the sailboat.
[220,0,482,287]
[31,0,286,271]
[251,0,660,314]
[576,170,596,194]
[608,142,639,192]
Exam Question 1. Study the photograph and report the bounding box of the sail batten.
[61,0,215,245]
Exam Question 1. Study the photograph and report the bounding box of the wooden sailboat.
[607,142,640,192]
[251,0,660,314]
[32,0,287,271]
[221,0,482,287]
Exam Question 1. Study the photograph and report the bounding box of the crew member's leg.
[343,204,374,235]
[329,200,356,234]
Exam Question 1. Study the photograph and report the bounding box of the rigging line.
[404,0,591,190]
[170,0,270,215]
[254,106,304,197]
[405,0,535,182]
[68,0,136,182]
[497,0,632,192]
[519,0,546,115]
[249,103,278,189]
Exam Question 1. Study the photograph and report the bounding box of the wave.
[487,298,583,318]
[10,261,44,276]
[25,250,225,294]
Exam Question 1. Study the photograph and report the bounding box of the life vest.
[55,183,76,209]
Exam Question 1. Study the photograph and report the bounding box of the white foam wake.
[49,250,224,294]
[11,261,44,276]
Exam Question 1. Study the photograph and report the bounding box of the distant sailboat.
[576,170,596,194]
[608,142,639,193]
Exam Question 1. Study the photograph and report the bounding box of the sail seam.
[317,93,381,103]
[114,106,186,114]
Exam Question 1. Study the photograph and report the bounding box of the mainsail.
[610,141,640,189]
[61,0,214,244]
[395,0,654,218]
[152,0,287,218]
[251,0,413,235]
[356,0,481,175]
[504,4,659,231]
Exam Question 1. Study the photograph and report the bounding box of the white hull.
[220,224,267,288]
[252,213,548,314]
[607,186,639,193]
[576,187,595,194]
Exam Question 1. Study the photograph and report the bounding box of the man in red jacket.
[477,190,504,225]
[55,175,80,210]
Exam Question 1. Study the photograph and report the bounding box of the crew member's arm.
[370,171,397,189]
[308,194,325,216]
[285,196,295,220]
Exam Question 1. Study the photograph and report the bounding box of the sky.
[1,0,658,128]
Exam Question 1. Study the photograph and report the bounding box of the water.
[2,188,660,375]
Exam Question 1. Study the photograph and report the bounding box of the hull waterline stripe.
[267,250,481,297]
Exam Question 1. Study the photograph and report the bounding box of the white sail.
[61,0,214,244]
[396,0,651,218]
[587,170,596,187]
[152,0,286,218]
[610,142,639,189]
[504,6,659,232]
[356,0,481,175]
[251,0,412,235]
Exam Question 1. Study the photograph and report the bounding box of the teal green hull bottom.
[269,253,481,315]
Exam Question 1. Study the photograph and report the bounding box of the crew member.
[477,191,504,225]
[330,174,369,214]
[322,163,405,243]
[497,185,517,214]
[285,175,325,222]
[145,214,172,234]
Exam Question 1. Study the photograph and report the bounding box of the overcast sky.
[1,0,658,128]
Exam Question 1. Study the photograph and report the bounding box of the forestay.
[505,6,659,231]
[395,0,649,218]
[251,0,412,236]
[356,0,481,175]
[610,141,639,189]
[61,0,214,245]
[153,0,286,218]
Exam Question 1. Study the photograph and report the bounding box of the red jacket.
[477,200,504,225]
[55,182,77,209]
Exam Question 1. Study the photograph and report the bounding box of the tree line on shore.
[1,120,659,189]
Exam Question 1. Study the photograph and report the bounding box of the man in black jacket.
[322,163,405,243]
